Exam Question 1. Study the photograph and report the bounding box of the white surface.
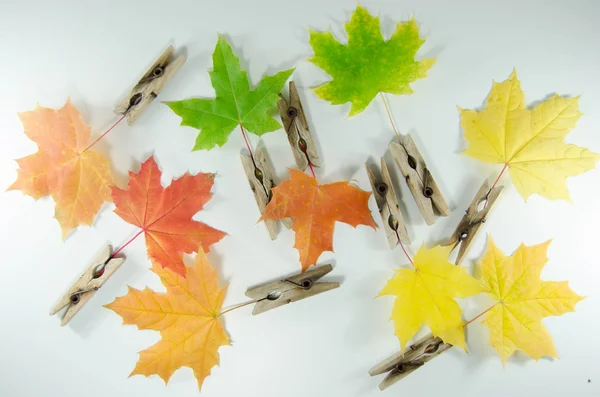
[1,0,599,396]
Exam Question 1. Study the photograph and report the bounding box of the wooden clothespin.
[245,264,339,315]
[50,245,125,326]
[115,46,186,125]
[277,81,320,171]
[365,158,410,248]
[241,145,291,240]
[446,180,503,265]
[369,333,452,390]
[389,136,450,225]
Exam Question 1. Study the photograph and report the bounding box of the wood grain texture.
[365,158,410,248]
[389,136,450,225]
[278,81,320,170]
[115,46,186,125]
[446,180,503,265]
[50,245,125,326]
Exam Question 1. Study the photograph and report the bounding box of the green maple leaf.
[308,5,435,117]
[166,37,294,150]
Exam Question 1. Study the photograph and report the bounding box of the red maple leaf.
[111,156,226,276]
[261,169,376,270]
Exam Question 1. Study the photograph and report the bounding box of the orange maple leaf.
[9,100,113,238]
[111,156,226,276]
[261,169,376,270]
[105,250,229,390]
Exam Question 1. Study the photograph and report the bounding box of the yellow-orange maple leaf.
[105,249,229,390]
[479,237,583,364]
[378,245,483,350]
[8,100,113,238]
[261,169,376,270]
[460,70,599,201]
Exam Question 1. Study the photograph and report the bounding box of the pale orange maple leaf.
[9,100,113,238]
[105,249,229,390]
[261,169,376,270]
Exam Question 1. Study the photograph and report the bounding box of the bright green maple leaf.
[308,5,435,117]
[166,37,294,150]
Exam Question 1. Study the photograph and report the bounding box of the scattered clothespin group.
[369,333,451,390]
[389,136,450,226]
[245,264,339,315]
[446,180,503,265]
[365,158,410,248]
[50,245,125,326]
[115,46,186,124]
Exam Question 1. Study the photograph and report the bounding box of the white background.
[1,0,599,396]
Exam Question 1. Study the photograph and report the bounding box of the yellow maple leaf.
[105,249,229,390]
[460,70,599,201]
[479,237,583,364]
[8,100,113,238]
[378,245,483,350]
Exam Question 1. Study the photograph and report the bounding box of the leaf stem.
[81,114,126,153]
[239,124,256,166]
[218,299,257,317]
[484,163,508,208]
[462,303,497,328]
[112,229,145,258]
[396,231,415,267]
[380,92,401,144]
[308,161,317,179]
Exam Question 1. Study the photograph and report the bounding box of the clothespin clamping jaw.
[389,136,450,225]
[365,158,410,248]
[446,180,503,265]
[277,81,321,171]
[241,145,291,240]
[50,245,125,326]
[245,264,339,315]
[369,333,452,390]
[115,46,186,125]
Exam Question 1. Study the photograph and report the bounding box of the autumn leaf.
[8,100,113,238]
[111,155,226,276]
[308,5,434,116]
[378,245,483,350]
[460,70,600,201]
[166,36,294,150]
[261,169,375,270]
[105,249,229,390]
[478,237,583,364]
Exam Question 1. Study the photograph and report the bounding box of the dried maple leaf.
[460,70,600,201]
[378,245,483,350]
[9,100,113,238]
[261,169,375,270]
[479,237,583,364]
[105,249,229,390]
[308,5,434,116]
[166,36,294,150]
[111,155,226,277]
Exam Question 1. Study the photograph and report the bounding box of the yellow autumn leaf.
[105,249,229,390]
[460,70,599,201]
[378,245,483,350]
[479,237,583,364]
